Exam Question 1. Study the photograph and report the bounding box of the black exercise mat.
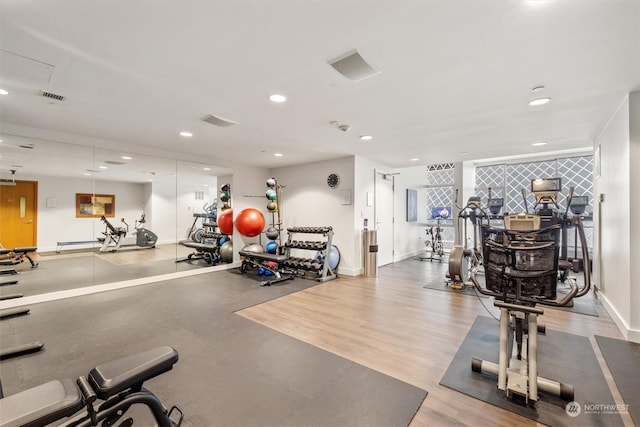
[0,271,427,427]
[596,335,640,426]
[440,316,622,426]
[543,283,600,317]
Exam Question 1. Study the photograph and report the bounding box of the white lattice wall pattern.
[475,155,594,251]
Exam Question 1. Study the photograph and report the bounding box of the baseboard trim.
[598,291,639,343]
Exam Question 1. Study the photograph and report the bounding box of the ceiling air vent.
[328,50,381,82]
[202,114,237,128]
[40,90,65,101]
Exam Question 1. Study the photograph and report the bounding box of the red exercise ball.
[235,208,265,237]
[218,208,233,235]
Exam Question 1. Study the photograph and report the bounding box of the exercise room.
[1,1,639,426]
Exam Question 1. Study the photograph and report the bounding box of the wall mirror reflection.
[0,134,233,298]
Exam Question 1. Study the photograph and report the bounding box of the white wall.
[393,166,429,260]
[629,91,640,339]
[594,93,639,342]
[271,157,357,275]
[152,181,179,245]
[32,175,148,252]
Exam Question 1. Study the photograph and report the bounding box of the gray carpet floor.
[595,335,640,426]
[0,271,427,427]
[440,316,622,427]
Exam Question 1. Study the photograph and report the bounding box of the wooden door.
[0,180,38,248]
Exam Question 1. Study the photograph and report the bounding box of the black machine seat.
[88,346,178,400]
[0,378,83,427]
[180,241,217,251]
[238,251,289,263]
[12,247,37,254]
[100,216,126,237]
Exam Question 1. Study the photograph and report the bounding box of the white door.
[375,171,394,266]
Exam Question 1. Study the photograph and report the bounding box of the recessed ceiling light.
[203,167,211,171]
[122,156,132,160]
[462,152,468,155]
[99,166,108,169]
[83,172,91,176]
[360,135,373,141]
[528,97,551,106]
[274,153,283,157]
[269,94,287,103]
[532,141,548,146]
[179,131,193,137]
[410,158,419,161]
[0,89,8,95]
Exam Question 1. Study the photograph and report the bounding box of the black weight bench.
[239,251,294,286]
[177,240,220,265]
[0,346,182,427]
[0,246,38,268]
[0,307,44,360]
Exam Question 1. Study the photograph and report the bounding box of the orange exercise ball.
[218,208,233,235]
[235,208,265,237]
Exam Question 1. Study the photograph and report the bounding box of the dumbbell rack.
[281,227,336,282]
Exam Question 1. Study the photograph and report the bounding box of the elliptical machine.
[447,189,490,290]
[469,179,591,405]
[99,214,158,253]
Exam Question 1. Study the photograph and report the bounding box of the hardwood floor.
[237,257,634,427]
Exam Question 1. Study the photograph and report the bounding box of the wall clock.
[327,173,340,189]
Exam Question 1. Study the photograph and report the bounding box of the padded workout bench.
[239,251,294,286]
[0,346,183,427]
[177,235,224,265]
[0,247,38,268]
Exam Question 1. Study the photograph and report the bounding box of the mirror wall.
[0,134,233,298]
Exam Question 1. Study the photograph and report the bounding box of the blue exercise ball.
[265,241,278,254]
[316,245,340,270]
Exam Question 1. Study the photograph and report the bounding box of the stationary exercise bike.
[469,180,591,405]
[99,214,158,253]
[0,346,184,427]
[420,208,449,262]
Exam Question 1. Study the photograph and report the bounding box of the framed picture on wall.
[76,193,115,218]
[406,189,417,222]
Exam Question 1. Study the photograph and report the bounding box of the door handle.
[27,220,33,224]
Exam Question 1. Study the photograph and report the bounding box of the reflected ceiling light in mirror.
[0,89,8,95]
[269,94,287,103]
[179,131,193,137]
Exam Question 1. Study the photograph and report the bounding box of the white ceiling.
[1,0,639,179]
